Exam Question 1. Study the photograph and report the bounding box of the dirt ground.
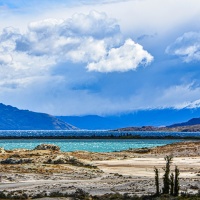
[0,141,199,198]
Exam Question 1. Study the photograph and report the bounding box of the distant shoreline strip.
[0,135,199,140]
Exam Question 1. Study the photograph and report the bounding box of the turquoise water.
[0,139,184,152]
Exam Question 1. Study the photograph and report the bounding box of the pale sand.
[94,157,200,178]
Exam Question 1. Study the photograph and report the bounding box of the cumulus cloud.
[87,39,153,72]
[0,11,153,86]
[166,32,200,62]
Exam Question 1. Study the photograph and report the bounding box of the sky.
[1,0,200,116]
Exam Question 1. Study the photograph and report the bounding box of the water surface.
[0,139,184,152]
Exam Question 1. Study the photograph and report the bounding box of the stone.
[34,144,60,151]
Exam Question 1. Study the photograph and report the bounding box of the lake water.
[0,138,184,152]
[0,130,198,152]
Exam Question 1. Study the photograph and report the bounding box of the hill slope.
[168,117,200,128]
[113,117,200,132]
[0,103,77,130]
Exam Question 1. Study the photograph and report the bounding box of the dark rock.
[190,185,199,190]
[34,144,60,151]
[134,148,151,153]
[1,158,33,164]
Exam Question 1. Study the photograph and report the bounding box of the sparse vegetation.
[154,155,180,197]
[170,172,174,195]
[154,167,160,196]
[162,155,173,194]
[0,190,199,200]
[174,166,180,196]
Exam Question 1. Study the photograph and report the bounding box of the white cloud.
[0,11,153,85]
[66,37,107,63]
[2,0,200,40]
[87,39,153,72]
[155,83,200,109]
[0,54,12,65]
[63,11,120,38]
[166,32,200,62]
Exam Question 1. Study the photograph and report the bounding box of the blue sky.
[1,0,200,115]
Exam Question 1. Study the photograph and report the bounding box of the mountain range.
[57,108,200,130]
[113,120,200,133]
[0,102,200,131]
[0,103,76,130]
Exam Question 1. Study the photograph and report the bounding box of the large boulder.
[34,144,60,151]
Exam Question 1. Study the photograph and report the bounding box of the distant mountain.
[113,124,200,133]
[0,103,77,130]
[168,117,200,128]
[111,116,200,133]
[57,108,200,130]
[111,116,200,132]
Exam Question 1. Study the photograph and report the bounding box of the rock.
[7,177,15,181]
[45,155,75,164]
[190,185,199,190]
[34,144,60,151]
[134,148,151,153]
[1,158,33,164]
[44,155,97,168]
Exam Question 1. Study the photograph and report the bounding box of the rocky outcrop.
[45,155,77,164]
[44,155,96,168]
[34,144,60,151]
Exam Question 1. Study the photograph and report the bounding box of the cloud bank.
[166,32,200,62]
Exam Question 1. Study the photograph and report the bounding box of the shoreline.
[0,135,199,140]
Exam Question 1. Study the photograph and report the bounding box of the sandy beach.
[0,141,199,199]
